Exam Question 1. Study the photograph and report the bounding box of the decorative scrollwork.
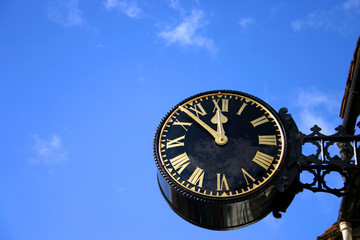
[299,125,360,197]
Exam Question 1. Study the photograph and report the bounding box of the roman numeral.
[188,103,207,117]
[173,119,192,131]
[217,173,230,191]
[252,151,274,170]
[250,115,269,127]
[236,103,247,115]
[212,99,229,112]
[169,152,190,174]
[166,135,185,148]
[258,135,277,146]
[188,167,204,187]
[241,168,255,185]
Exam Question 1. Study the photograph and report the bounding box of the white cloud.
[96,43,106,49]
[291,20,303,32]
[169,0,181,10]
[291,11,334,32]
[239,17,254,29]
[291,0,360,34]
[291,88,341,134]
[47,0,85,27]
[31,135,68,164]
[159,9,217,54]
[104,0,118,9]
[104,0,141,18]
[343,0,360,11]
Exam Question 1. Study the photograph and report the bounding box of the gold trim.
[158,92,286,198]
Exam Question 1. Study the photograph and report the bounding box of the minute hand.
[179,106,228,145]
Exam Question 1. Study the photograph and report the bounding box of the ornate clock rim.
[153,90,289,203]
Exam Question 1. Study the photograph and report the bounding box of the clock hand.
[211,109,228,145]
[179,106,228,145]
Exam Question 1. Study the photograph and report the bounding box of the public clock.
[153,90,293,230]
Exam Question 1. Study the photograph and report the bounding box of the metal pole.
[339,221,353,240]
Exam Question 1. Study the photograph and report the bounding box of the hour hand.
[211,109,228,144]
[179,106,228,145]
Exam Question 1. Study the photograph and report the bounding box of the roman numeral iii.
[258,135,277,146]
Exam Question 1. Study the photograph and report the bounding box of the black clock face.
[155,91,286,199]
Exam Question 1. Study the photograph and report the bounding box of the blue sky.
[0,0,359,239]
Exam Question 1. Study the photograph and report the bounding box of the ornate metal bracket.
[299,125,360,197]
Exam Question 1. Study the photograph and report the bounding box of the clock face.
[155,91,286,199]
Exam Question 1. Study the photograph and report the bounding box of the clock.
[153,90,297,230]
